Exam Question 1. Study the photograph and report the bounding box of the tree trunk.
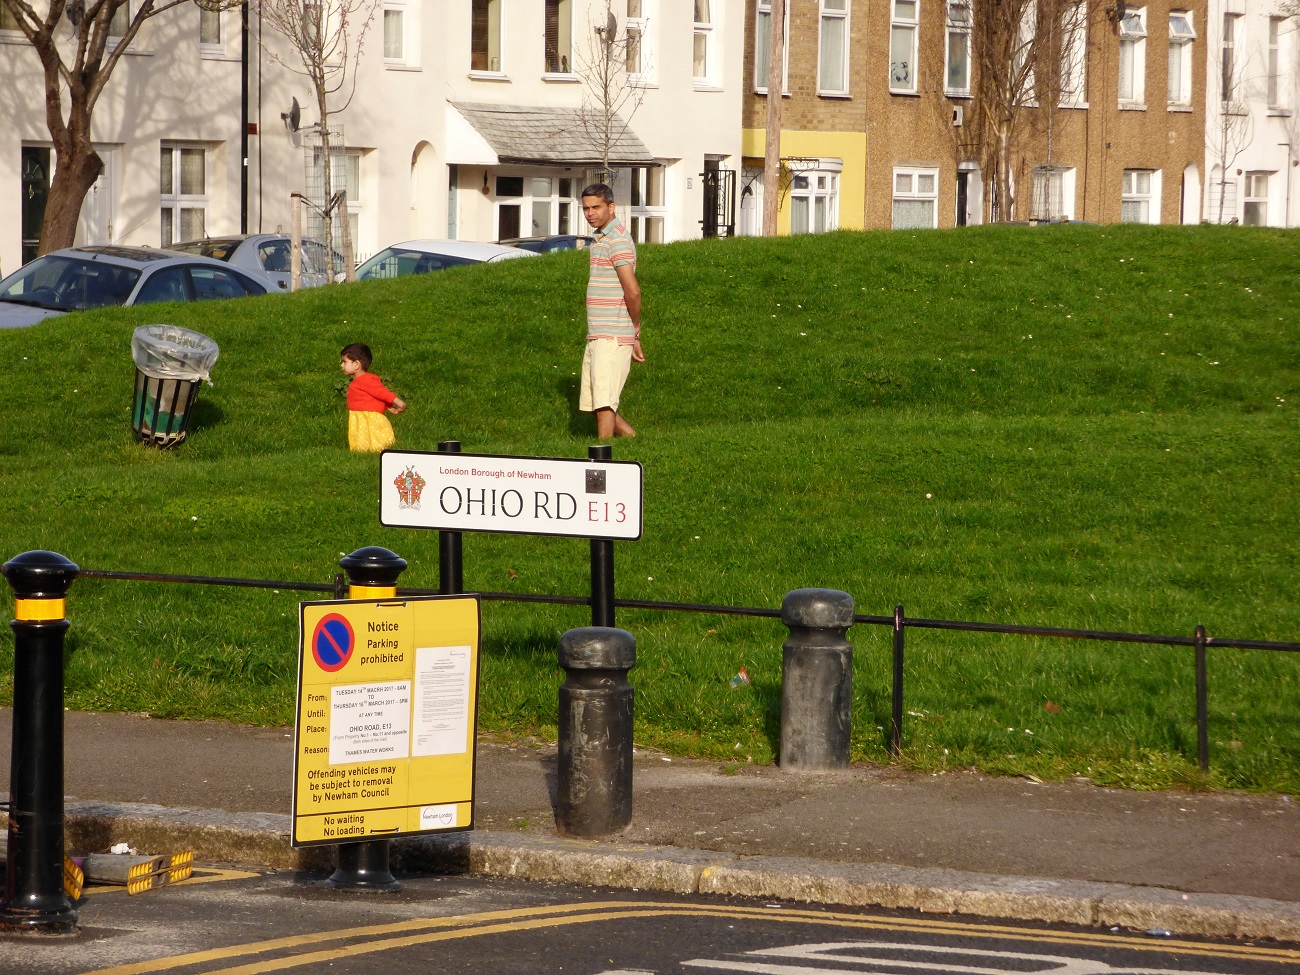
[38,58,103,254]
[762,0,785,236]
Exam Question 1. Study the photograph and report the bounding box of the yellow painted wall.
[742,129,868,234]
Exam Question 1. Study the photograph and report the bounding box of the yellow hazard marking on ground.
[79,868,260,899]
[78,899,1300,975]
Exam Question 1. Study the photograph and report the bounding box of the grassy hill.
[1,224,1297,791]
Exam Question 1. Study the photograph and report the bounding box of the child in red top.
[340,343,406,452]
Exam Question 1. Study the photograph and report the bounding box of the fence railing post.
[1,551,79,934]
[891,604,905,757]
[780,588,855,770]
[326,546,407,892]
[556,627,635,836]
[1195,624,1209,772]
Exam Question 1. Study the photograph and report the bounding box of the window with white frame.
[819,1,849,95]
[383,2,408,63]
[1121,169,1155,223]
[470,0,501,73]
[1267,17,1282,108]
[307,147,364,254]
[545,0,572,74]
[1030,165,1075,221]
[890,0,919,94]
[945,0,971,95]
[1118,8,1145,104]
[892,168,938,228]
[494,174,580,239]
[1167,11,1194,107]
[693,0,715,85]
[1220,13,1240,102]
[626,0,653,85]
[1059,1,1087,106]
[1243,172,1270,225]
[160,144,207,246]
[754,0,790,93]
[628,165,666,243]
[199,7,222,51]
[789,168,840,233]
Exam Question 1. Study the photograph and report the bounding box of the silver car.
[355,239,536,280]
[170,234,340,290]
[0,245,269,328]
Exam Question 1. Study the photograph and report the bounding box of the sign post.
[293,549,480,891]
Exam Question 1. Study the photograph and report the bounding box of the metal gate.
[701,167,736,238]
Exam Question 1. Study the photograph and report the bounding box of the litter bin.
[130,325,219,447]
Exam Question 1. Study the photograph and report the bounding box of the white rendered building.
[1202,0,1299,226]
[1,1,745,274]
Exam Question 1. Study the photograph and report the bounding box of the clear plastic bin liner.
[131,324,219,381]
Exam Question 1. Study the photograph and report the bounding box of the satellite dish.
[281,98,301,134]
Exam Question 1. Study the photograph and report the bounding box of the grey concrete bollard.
[556,627,636,837]
[780,588,855,771]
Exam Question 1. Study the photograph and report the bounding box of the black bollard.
[1,551,79,934]
[779,588,855,771]
[326,546,407,892]
[556,627,635,837]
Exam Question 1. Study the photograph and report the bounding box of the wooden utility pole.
[762,0,785,236]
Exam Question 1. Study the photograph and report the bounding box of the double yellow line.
[82,898,1299,975]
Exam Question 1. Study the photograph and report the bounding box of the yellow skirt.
[348,410,395,453]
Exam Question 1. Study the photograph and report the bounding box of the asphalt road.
[7,868,1297,975]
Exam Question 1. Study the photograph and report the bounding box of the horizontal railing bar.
[78,569,335,594]
[71,569,1300,652]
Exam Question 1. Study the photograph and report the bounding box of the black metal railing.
[74,567,1300,773]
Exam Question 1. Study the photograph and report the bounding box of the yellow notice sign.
[291,595,480,848]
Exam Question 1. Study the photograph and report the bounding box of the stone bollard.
[1,551,79,934]
[779,588,855,771]
[327,546,407,892]
[556,627,635,837]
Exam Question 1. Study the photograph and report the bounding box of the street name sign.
[292,594,480,848]
[379,450,644,541]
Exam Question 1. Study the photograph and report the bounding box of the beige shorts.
[579,338,634,412]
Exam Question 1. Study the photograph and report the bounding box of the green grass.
[1,224,1297,792]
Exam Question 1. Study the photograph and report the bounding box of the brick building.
[739,0,1208,231]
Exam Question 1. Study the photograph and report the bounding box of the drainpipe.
[240,1,250,234]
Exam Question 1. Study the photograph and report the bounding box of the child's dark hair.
[340,343,372,370]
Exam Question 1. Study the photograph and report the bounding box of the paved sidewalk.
[2,709,1297,941]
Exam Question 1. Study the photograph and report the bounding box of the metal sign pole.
[437,441,464,596]
[588,445,615,628]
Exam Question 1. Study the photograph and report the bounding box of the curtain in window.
[180,149,205,195]
[820,14,846,91]
[790,197,810,234]
[1118,39,1134,99]
[1120,200,1147,223]
[890,26,913,88]
[892,199,933,229]
[384,10,403,59]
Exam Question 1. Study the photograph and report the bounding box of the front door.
[21,146,51,265]
[956,172,969,227]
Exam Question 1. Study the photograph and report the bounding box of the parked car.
[498,234,594,254]
[0,246,269,328]
[170,234,341,290]
[355,240,536,280]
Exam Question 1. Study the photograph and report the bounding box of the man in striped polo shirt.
[580,183,643,438]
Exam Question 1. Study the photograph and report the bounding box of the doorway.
[21,146,51,265]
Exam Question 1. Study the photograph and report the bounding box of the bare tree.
[1,0,240,255]
[1206,13,1257,223]
[574,0,647,179]
[258,0,378,280]
[967,0,1088,221]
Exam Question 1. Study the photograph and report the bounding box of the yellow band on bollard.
[15,598,66,622]
[349,585,396,599]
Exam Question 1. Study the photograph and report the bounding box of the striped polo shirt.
[586,219,638,343]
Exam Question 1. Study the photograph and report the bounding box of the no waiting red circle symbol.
[311,613,355,672]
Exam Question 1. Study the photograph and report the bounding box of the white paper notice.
[329,681,411,765]
[412,645,472,757]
